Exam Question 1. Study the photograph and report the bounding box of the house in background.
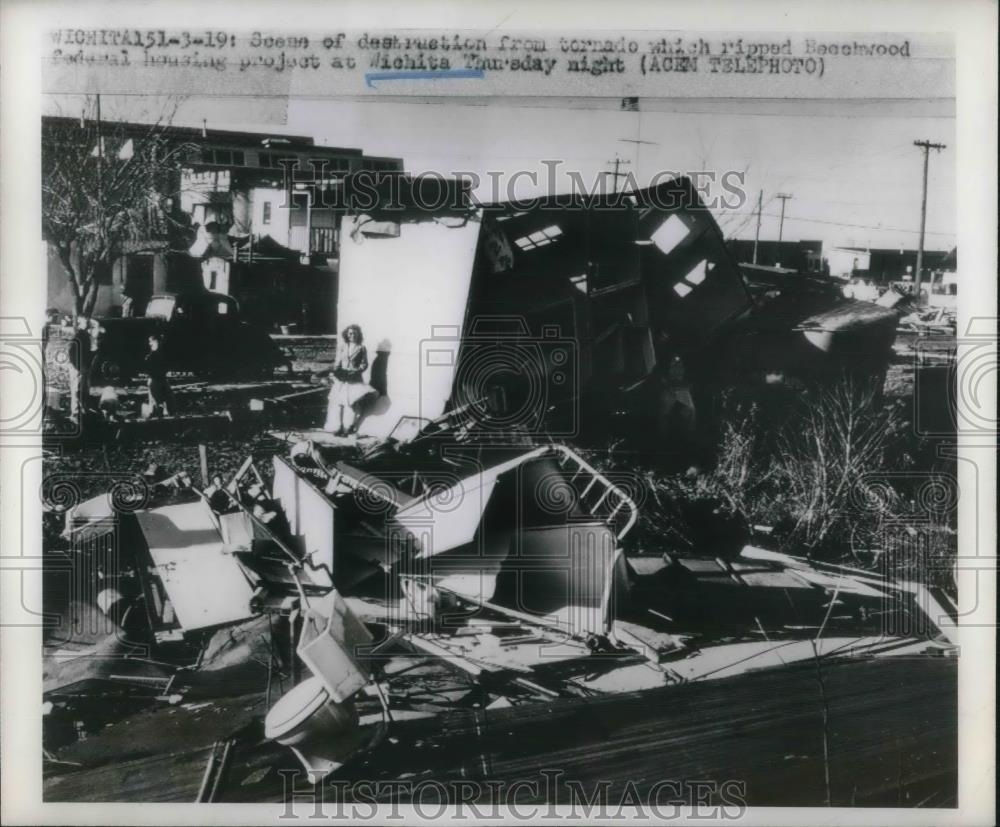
[826,246,872,278]
[44,116,403,331]
[725,237,954,288]
[864,247,951,284]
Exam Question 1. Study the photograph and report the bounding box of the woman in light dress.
[324,324,376,436]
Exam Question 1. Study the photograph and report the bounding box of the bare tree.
[41,99,193,318]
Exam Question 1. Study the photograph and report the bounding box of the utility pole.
[913,140,946,305]
[94,94,104,213]
[752,189,763,264]
[618,137,658,188]
[605,156,631,194]
[95,93,103,179]
[93,93,104,323]
[776,192,793,242]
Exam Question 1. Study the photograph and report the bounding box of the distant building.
[726,237,954,286]
[826,245,953,284]
[43,116,403,331]
[826,247,871,278]
[865,247,951,284]
[926,247,958,308]
[725,239,827,274]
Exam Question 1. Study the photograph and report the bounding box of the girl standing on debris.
[324,323,376,436]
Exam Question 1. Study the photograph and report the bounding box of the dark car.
[90,291,291,383]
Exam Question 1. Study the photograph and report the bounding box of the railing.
[286,226,338,256]
[310,226,338,255]
[551,445,639,541]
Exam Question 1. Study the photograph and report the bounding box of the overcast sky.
[45,93,956,251]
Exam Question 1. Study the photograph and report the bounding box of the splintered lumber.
[113,411,234,440]
[351,653,957,808]
[46,745,220,803]
[434,583,599,643]
[249,385,328,411]
[195,741,220,803]
[42,654,956,805]
[407,634,489,676]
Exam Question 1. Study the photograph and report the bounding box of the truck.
[89,290,291,384]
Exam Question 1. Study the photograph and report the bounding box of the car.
[90,290,292,384]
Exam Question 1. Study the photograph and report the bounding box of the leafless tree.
[42,99,193,318]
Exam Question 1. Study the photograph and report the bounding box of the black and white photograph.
[1,2,995,824]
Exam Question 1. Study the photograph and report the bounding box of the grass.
[584,376,957,593]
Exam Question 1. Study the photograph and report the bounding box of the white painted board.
[337,213,482,439]
[137,500,256,632]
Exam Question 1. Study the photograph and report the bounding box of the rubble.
[40,179,955,805]
[43,411,958,800]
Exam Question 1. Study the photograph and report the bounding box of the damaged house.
[334,176,902,448]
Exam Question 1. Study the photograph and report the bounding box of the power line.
[618,135,658,183]
[721,210,955,237]
[719,195,774,239]
[604,155,631,194]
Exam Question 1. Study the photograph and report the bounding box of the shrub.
[587,377,956,590]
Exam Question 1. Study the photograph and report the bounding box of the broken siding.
[136,501,256,632]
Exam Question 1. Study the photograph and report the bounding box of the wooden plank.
[44,652,956,807]
[45,746,216,803]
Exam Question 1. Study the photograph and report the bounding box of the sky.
[45,93,956,252]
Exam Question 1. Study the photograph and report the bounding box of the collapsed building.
[334,177,902,451]
[42,178,947,805]
[46,426,957,804]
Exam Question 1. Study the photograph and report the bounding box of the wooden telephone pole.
[605,156,631,194]
[617,136,658,191]
[913,140,946,304]
[752,190,763,264]
[776,192,793,242]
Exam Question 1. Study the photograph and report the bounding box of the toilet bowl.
[264,676,368,783]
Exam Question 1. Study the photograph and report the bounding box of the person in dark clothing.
[144,335,175,417]
[67,317,92,423]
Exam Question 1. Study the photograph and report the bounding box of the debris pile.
[44,409,959,799]
[41,179,955,805]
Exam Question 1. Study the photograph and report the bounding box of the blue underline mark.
[364,69,486,88]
